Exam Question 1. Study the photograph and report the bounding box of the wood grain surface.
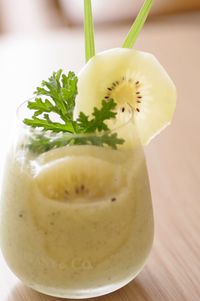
[0,13,200,301]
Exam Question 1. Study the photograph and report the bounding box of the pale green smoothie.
[0,143,153,298]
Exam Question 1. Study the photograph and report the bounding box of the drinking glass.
[0,100,154,298]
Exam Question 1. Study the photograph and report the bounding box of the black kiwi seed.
[121,107,125,112]
[136,108,140,112]
[111,197,117,202]
[108,87,112,91]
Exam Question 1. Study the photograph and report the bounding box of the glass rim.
[16,97,134,138]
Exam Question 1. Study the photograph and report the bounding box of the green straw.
[84,0,95,62]
[122,0,153,48]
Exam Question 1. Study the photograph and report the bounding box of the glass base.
[28,274,138,299]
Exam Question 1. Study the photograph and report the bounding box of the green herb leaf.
[69,132,124,150]
[27,98,55,117]
[77,99,117,133]
[23,70,124,153]
[24,116,75,133]
[26,134,53,154]
[27,132,125,155]
[122,0,153,48]
[24,70,78,133]
[34,70,77,122]
[84,0,95,62]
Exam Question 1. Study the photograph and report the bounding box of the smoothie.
[0,143,153,298]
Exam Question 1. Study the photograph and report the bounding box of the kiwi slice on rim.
[74,48,177,145]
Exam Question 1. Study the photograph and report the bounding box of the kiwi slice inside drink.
[34,155,127,203]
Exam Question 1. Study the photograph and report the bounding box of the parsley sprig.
[23,70,124,154]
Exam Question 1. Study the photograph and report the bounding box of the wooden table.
[0,13,200,301]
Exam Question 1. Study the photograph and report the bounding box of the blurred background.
[0,0,200,31]
[0,0,200,33]
[0,0,200,181]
